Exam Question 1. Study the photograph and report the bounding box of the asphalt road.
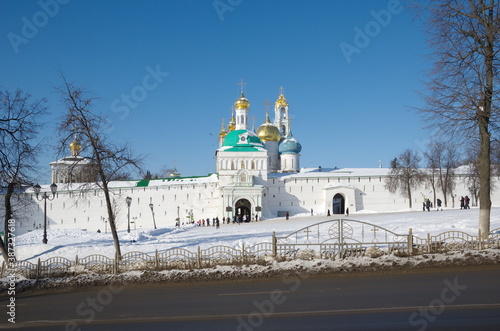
[2,265,500,330]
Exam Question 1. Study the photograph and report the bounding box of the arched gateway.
[235,198,251,219]
[332,193,345,214]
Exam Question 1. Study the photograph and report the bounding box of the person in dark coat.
[436,198,442,211]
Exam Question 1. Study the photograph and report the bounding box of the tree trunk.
[101,177,122,259]
[2,182,15,262]
[478,2,494,240]
[478,125,491,239]
[407,185,413,209]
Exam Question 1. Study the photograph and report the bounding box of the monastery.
[6,88,500,234]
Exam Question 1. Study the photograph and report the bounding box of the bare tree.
[56,78,143,259]
[416,0,500,238]
[424,146,439,206]
[0,89,46,263]
[385,149,424,208]
[424,140,460,207]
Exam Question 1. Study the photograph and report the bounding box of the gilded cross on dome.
[237,79,247,94]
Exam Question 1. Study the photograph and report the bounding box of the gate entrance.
[332,193,345,214]
[235,199,251,221]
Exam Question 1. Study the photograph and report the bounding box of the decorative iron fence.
[1,221,499,279]
[273,219,411,259]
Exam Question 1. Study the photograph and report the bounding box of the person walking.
[436,198,442,211]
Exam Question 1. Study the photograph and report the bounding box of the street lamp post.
[126,196,132,233]
[149,203,157,229]
[33,183,58,244]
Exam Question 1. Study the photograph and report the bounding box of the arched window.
[240,173,246,182]
[251,161,255,169]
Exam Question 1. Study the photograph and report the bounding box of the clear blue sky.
[1,0,432,183]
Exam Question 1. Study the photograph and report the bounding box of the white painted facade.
[3,91,500,236]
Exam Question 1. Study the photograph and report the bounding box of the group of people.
[177,214,260,228]
[423,195,471,211]
[460,196,471,209]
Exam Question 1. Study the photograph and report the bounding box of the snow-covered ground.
[2,207,500,293]
[7,207,500,263]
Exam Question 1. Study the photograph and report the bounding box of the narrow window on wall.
[137,198,140,204]
[63,203,65,209]
[150,197,152,203]
[175,195,177,201]
[199,193,201,200]
[187,194,189,200]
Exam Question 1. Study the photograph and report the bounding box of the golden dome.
[276,93,288,107]
[228,112,236,132]
[219,120,227,138]
[234,93,250,109]
[256,112,281,142]
[69,138,82,152]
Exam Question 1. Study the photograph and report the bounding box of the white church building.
[5,89,500,234]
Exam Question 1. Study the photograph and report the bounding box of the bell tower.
[274,86,290,136]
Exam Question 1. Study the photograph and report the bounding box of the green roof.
[220,130,265,152]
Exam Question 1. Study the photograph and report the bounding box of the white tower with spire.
[274,86,291,136]
[234,93,250,130]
